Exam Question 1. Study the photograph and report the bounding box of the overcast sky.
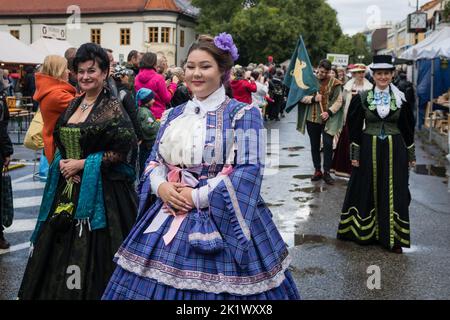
[327,0,430,35]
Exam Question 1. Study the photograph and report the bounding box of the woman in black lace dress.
[18,43,138,299]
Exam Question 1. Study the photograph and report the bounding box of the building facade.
[0,0,199,66]
[382,0,449,56]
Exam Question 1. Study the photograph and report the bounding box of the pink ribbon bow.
[162,164,200,245]
[162,164,233,245]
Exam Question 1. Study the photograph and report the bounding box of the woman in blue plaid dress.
[102,34,300,300]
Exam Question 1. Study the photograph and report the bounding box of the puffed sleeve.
[208,105,264,269]
[398,99,416,162]
[348,93,365,161]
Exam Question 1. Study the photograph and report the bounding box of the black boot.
[323,172,335,185]
[0,233,10,250]
[311,170,323,182]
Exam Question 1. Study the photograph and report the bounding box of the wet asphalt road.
[264,110,450,300]
[1,110,449,300]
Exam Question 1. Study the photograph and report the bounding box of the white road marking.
[11,174,34,184]
[4,219,37,234]
[0,242,30,255]
[13,196,42,209]
[12,181,45,191]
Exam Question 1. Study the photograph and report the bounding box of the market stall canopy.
[30,38,74,57]
[400,27,450,60]
[0,31,45,64]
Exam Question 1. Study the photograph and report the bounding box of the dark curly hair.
[318,59,332,71]
[72,43,110,74]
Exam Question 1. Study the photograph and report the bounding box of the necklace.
[80,101,95,112]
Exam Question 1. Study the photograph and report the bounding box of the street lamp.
[358,55,365,62]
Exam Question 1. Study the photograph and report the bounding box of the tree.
[331,33,372,65]
[192,0,345,66]
[191,0,257,35]
[444,1,450,22]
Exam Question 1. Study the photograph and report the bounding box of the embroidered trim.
[388,136,395,249]
[406,143,416,162]
[223,176,251,241]
[188,231,223,242]
[114,248,291,295]
[214,100,226,164]
[372,136,380,240]
[231,104,254,128]
[350,142,360,161]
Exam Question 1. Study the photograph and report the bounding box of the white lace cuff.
[192,175,227,210]
[150,165,168,197]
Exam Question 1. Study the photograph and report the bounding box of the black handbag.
[1,170,14,228]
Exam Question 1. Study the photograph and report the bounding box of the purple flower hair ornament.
[214,32,239,61]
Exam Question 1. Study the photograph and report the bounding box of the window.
[149,27,158,43]
[173,28,176,44]
[10,30,20,39]
[120,28,130,45]
[180,30,185,47]
[161,27,170,43]
[91,29,101,45]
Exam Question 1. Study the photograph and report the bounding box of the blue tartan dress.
[102,95,300,300]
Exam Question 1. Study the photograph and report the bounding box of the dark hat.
[370,55,395,71]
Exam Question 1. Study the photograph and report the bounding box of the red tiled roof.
[0,0,181,15]
[145,0,179,11]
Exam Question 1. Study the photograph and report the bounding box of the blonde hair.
[40,55,68,80]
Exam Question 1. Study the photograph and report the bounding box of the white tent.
[401,26,450,162]
[0,31,45,64]
[401,27,450,60]
[30,38,73,57]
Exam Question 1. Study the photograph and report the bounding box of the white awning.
[0,32,45,64]
[30,38,74,57]
[400,27,450,60]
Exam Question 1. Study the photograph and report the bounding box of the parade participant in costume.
[331,64,372,177]
[298,59,344,185]
[337,66,348,84]
[337,55,416,254]
[102,33,299,300]
[18,43,138,299]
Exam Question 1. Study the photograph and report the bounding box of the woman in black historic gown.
[337,55,416,254]
[18,43,138,299]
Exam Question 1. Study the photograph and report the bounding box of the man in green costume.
[297,59,344,185]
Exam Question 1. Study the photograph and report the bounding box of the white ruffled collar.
[374,84,406,108]
[185,86,226,115]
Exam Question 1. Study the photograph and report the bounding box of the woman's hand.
[158,182,193,212]
[176,186,195,208]
[59,159,85,180]
[351,160,360,167]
